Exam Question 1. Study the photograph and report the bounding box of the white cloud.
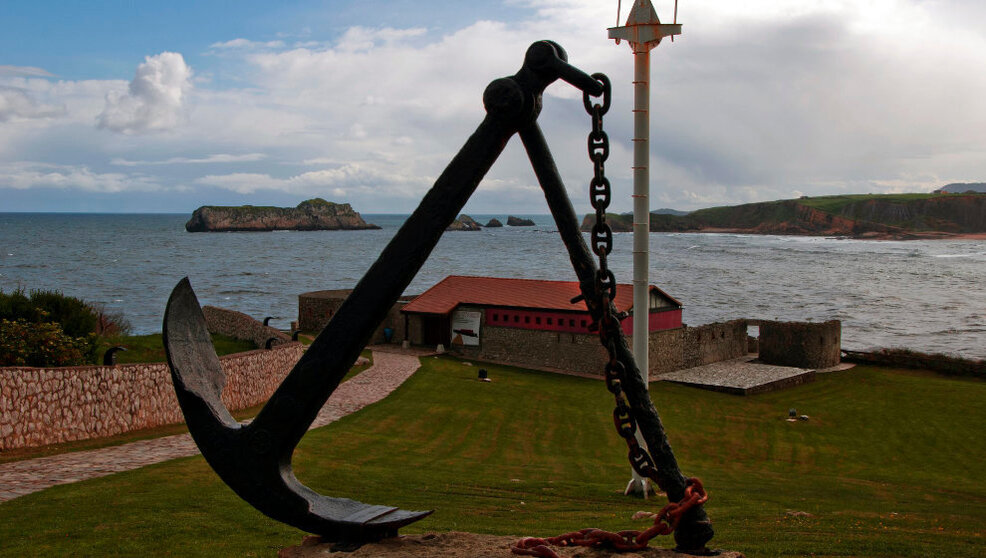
[110,153,267,166]
[0,162,160,192]
[209,38,286,50]
[194,163,432,196]
[0,86,66,121]
[5,1,986,212]
[97,52,192,134]
[0,65,56,78]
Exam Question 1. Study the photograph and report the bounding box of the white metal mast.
[608,0,681,497]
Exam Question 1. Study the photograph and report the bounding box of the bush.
[15,289,98,337]
[0,289,124,366]
[0,319,97,367]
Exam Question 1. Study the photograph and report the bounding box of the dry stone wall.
[681,320,749,369]
[472,324,609,375]
[759,320,841,368]
[454,308,748,378]
[298,290,411,344]
[0,343,304,451]
[203,305,290,348]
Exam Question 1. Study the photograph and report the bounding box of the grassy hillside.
[1,357,983,557]
[795,193,944,213]
[588,193,986,237]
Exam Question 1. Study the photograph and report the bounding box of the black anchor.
[164,40,712,550]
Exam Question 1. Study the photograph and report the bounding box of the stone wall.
[298,290,411,344]
[681,320,750,369]
[203,305,291,348]
[0,343,305,451]
[298,290,351,332]
[645,320,748,375]
[450,308,748,378]
[469,324,609,375]
[759,320,841,368]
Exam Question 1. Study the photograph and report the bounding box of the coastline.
[671,227,986,241]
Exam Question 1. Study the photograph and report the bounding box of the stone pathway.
[0,349,423,503]
[655,355,852,395]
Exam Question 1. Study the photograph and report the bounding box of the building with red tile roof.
[401,275,682,348]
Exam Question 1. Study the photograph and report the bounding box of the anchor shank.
[253,113,517,451]
[518,122,713,550]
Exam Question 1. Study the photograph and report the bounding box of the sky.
[1,0,985,214]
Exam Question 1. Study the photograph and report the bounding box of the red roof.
[402,275,677,315]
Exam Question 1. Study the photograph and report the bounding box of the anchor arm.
[165,40,606,543]
[518,122,714,551]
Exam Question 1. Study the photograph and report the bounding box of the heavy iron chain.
[512,73,708,558]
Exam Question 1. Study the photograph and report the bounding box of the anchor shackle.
[483,40,606,125]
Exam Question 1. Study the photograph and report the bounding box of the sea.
[1,213,983,360]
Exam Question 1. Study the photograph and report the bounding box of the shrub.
[0,319,97,367]
[20,289,98,338]
[89,302,133,336]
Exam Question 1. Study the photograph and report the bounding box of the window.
[569,319,575,327]
[525,316,531,324]
[535,317,541,325]
[581,319,587,327]
[547,317,553,325]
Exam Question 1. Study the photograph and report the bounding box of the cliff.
[185,199,380,232]
[581,193,986,239]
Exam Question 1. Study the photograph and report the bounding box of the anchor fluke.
[163,278,431,543]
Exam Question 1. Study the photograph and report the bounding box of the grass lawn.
[0,359,982,557]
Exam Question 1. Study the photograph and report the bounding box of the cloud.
[209,38,286,50]
[110,153,267,166]
[97,52,192,134]
[194,163,433,196]
[0,65,56,78]
[5,1,986,212]
[0,86,66,121]
[334,26,428,51]
[0,162,160,192]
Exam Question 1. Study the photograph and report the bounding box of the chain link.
[513,72,709,558]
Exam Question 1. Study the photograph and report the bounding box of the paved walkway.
[0,349,423,503]
[656,355,853,395]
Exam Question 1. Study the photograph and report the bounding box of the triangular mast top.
[608,0,681,47]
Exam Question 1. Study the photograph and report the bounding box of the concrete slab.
[655,355,817,395]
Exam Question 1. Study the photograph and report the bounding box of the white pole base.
[624,476,655,498]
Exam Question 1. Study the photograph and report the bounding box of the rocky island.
[185,199,380,232]
[446,214,482,231]
[506,216,535,226]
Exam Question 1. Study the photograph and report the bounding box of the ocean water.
[1,213,983,359]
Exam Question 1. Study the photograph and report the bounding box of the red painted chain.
[511,479,708,556]
[512,74,709,557]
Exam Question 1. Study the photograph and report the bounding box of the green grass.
[99,333,256,364]
[0,360,983,557]
[796,193,949,214]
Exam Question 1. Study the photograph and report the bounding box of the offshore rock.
[185,198,380,232]
[506,215,535,226]
[446,214,482,231]
[485,218,503,227]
